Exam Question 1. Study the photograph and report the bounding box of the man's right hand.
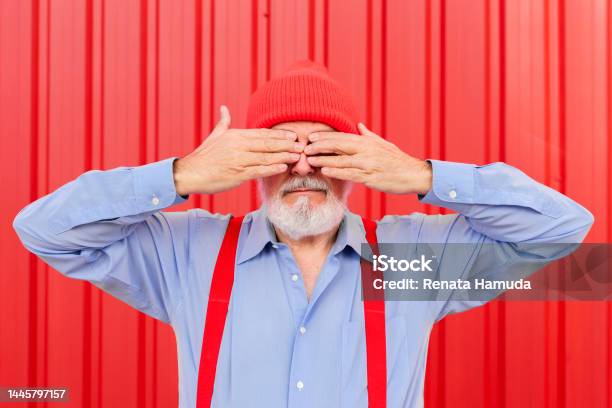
[173,106,303,196]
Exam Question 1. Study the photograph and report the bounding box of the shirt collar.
[236,206,371,264]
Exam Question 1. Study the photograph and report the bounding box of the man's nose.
[290,136,314,176]
[290,151,315,176]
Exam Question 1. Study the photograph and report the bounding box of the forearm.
[12,157,192,323]
[13,157,186,254]
[419,160,594,243]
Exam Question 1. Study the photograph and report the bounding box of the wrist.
[414,160,433,195]
[173,158,193,197]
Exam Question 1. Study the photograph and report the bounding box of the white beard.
[258,177,348,241]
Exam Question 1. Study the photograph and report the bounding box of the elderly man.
[13,61,593,408]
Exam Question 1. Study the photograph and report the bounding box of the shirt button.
[449,190,457,199]
[296,380,304,390]
[291,274,299,282]
[272,244,279,249]
[299,326,306,335]
[151,196,160,205]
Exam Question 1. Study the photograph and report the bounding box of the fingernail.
[294,143,305,152]
[304,145,312,154]
[308,134,319,141]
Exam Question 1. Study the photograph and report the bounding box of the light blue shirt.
[13,158,593,407]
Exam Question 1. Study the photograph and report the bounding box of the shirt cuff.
[131,157,188,211]
[418,159,476,209]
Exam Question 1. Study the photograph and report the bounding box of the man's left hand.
[304,123,432,195]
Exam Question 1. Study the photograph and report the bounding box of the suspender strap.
[196,215,244,408]
[361,217,387,408]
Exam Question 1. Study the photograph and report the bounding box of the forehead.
[271,121,334,134]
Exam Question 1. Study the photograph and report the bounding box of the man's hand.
[304,123,432,195]
[173,106,303,196]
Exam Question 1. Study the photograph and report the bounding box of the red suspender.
[196,216,386,407]
[196,215,244,408]
[361,217,387,408]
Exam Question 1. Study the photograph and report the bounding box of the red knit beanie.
[246,60,359,134]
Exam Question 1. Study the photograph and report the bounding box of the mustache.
[280,177,330,195]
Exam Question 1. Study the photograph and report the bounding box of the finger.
[307,131,362,143]
[220,105,231,127]
[303,138,360,155]
[244,138,304,153]
[240,128,297,140]
[320,167,366,182]
[243,163,289,179]
[209,105,232,137]
[306,154,362,169]
[357,122,380,137]
[243,151,302,166]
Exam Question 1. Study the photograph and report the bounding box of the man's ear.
[342,181,355,202]
[256,178,267,203]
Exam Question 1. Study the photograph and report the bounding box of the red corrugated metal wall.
[0,0,610,406]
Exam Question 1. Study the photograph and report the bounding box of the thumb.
[357,122,379,138]
[210,105,231,137]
